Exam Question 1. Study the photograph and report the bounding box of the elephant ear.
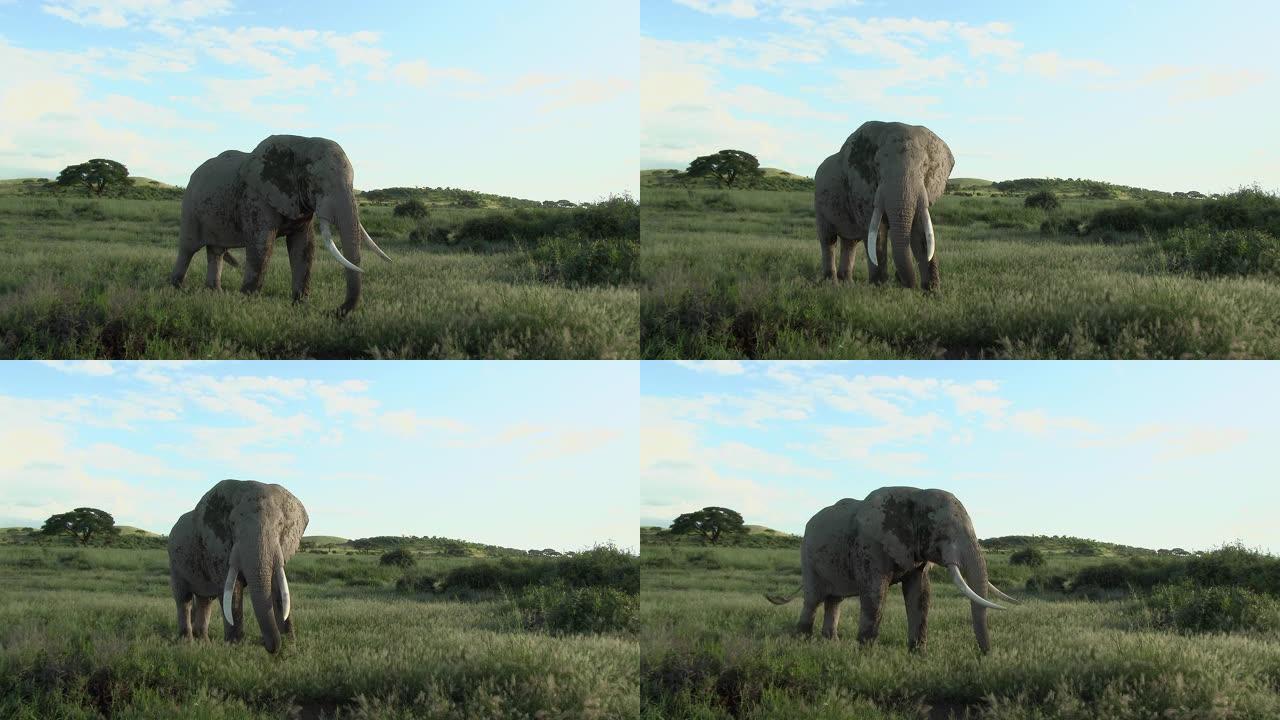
[840,131,880,189]
[239,138,314,219]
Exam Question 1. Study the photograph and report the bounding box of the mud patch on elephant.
[202,491,234,545]
[881,496,929,560]
[259,145,307,199]
[847,133,880,188]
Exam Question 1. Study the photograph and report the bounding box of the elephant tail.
[765,585,802,605]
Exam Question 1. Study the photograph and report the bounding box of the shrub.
[1070,557,1185,595]
[408,222,451,246]
[1025,574,1067,593]
[392,200,429,219]
[436,544,638,596]
[1159,226,1280,278]
[1040,217,1082,236]
[530,233,638,287]
[1143,582,1280,634]
[1025,191,1060,211]
[379,547,416,568]
[515,584,638,635]
[1186,543,1280,597]
[1010,547,1046,567]
[395,570,438,593]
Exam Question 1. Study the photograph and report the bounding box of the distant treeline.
[361,186,573,210]
[335,534,531,557]
[642,169,815,192]
[3,178,184,201]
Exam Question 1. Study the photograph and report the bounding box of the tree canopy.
[670,507,746,544]
[685,150,763,188]
[40,507,119,546]
[55,158,132,197]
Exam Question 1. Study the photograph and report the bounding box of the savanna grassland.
[0,540,639,719]
[640,177,1280,359]
[0,184,639,359]
[640,534,1280,719]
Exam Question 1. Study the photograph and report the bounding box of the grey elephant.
[167,479,309,654]
[814,121,954,290]
[767,487,1015,653]
[169,135,391,315]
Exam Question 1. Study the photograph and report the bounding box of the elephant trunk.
[241,538,282,654]
[317,192,363,315]
[886,183,921,287]
[943,540,1003,654]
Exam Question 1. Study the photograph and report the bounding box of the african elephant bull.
[767,487,1015,653]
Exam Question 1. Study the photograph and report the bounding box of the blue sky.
[0,0,637,201]
[0,361,638,551]
[642,1,1279,193]
[643,361,1279,553]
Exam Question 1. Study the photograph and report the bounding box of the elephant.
[167,479,309,654]
[169,135,391,316]
[814,121,954,290]
[766,487,1015,653]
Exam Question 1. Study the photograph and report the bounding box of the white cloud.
[42,0,231,29]
[1025,51,1115,79]
[392,59,485,88]
[39,360,116,376]
[380,410,470,438]
[674,360,748,375]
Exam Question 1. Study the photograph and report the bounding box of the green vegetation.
[641,538,1280,718]
[669,506,746,544]
[40,508,119,546]
[0,193,638,359]
[1141,582,1280,635]
[392,199,429,219]
[1,176,183,201]
[1024,190,1060,211]
[640,185,1280,358]
[641,168,815,192]
[0,543,637,718]
[1009,546,1045,567]
[379,546,416,568]
[55,159,132,197]
[641,524,801,549]
[685,150,764,188]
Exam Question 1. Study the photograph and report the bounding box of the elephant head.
[167,479,308,654]
[863,487,1009,652]
[239,135,390,314]
[839,122,954,289]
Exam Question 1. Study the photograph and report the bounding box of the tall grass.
[0,545,638,718]
[641,187,1280,358]
[0,197,638,358]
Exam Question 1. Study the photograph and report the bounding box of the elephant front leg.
[205,247,226,290]
[902,565,931,652]
[191,596,215,640]
[856,577,889,645]
[286,226,316,302]
[910,220,940,293]
[837,237,856,282]
[223,579,245,643]
[821,596,843,639]
[171,578,193,640]
[817,218,838,281]
[240,229,277,295]
[796,593,821,636]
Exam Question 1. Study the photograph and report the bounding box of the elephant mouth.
[866,184,936,268]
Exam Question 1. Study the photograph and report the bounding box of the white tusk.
[988,582,1018,604]
[922,203,936,261]
[222,559,238,626]
[949,564,1005,610]
[360,225,392,262]
[276,563,291,621]
[865,201,882,267]
[319,220,363,273]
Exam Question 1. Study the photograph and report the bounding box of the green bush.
[1088,186,1280,237]
[529,233,638,287]
[379,547,416,568]
[394,570,438,593]
[1159,226,1280,278]
[407,222,450,246]
[1010,547,1046,567]
[1143,582,1280,634]
[1025,574,1067,592]
[434,544,638,596]
[1070,557,1185,595]
[392,200,429,219]
[515,584,638,635]
[1186,543,1280,596]
[1025,191,1060,211]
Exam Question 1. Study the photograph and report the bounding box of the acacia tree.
[670,506,746,544]
[685,150,762,188]
[41,507,119,546]
[56,159,132,197]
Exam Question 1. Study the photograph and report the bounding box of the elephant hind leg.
[821,596,843,639]
[205,247,226,290]
[240,229,276,295]
[817,216,838,281]
[170,246,199,289]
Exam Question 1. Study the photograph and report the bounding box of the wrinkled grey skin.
[814,121,954,290]
[170,135,367,315]
[168,479,308,654]
[771,487,995,653]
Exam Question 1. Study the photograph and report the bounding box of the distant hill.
[642,168,814,192]
[0,176,183,200]
[945,177,1200,201]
